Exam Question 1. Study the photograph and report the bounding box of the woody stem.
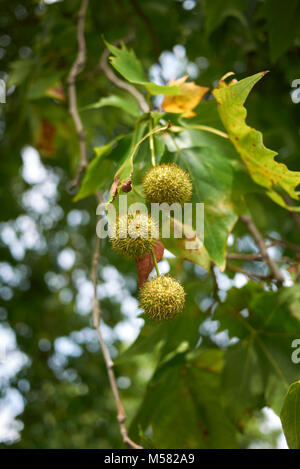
[151,248,160,276]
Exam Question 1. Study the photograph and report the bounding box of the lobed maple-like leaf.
[213,72,300,210]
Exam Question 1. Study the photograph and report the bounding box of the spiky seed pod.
[143,163,192,205]
[139,275,185,321]
[110,213,159,258]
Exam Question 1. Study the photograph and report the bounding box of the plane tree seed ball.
[143,163,192,205]
[139,275,185,321]
[110,213,159,258]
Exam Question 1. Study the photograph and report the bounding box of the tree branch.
[226,264,272,282]
[91,198,143,450]
[240,215,284,284]
[98,42,149,113]
[67,0,89,187]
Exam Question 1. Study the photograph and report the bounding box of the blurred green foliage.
[0,0,300,449]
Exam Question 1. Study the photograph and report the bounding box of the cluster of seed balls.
[110,163,192,321]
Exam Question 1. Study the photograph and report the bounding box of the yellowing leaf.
[213,72,300,210]
[162,75,209,117]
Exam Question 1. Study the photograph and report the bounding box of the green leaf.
[124,149,211,271]
[82,94,140,117]
[105,41,179,95]
[130,349,238,448]
[213,72,300,210]
[280,381,300,449]
[215,284,300,418]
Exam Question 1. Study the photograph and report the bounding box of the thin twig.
[240,215,284,284]
[91,197,142,450]
[148,112,156,166]
[98,44,148,113]
[227,252,294,264]
[122,124,169,175]
[67,0,89,187]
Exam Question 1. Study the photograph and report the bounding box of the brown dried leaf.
[136,240,164,289]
